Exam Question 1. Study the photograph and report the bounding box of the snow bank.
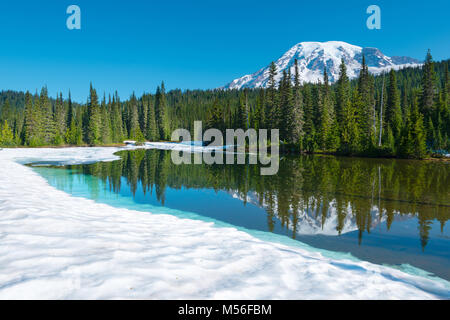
[0,147,449,300]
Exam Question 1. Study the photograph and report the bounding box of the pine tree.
[128,93,144,141]
[291,61,304,146]
[155,82,168,140]
[236,89,249,129]
[318,69,333,150]
[22,91,37,145]
[86,83,101,145]
[39,87,55,144]
[255,89,266,130]
[266,62,279,129]
[357,55,375,148]
[419,50,437,119]
[66,91,74,129]
[336,58,349,124]
[146,96,157,141]
[0,100,11,124]
[207,99,224,131]
[53,93,67,145]
[400,97,427,158]
[385,69,403,141]
[338,60,360,154]
[111,92,125,143]
[100,94,113,144]
[0,120,14,146]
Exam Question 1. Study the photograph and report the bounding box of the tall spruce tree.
[266,62,279,130]
[385,69,403,142]
[39,87,55,144]
[146,96,157,141]
[337,60,360,154]
[400,97,427,158]
[419,50,437,119]
[86,83,101,145]
[54,92,67,145]
[155,82,168,140]
[318,69,333,150]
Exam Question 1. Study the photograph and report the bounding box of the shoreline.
[2,143,449,162]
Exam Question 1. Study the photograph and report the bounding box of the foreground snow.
[0,147,449,300]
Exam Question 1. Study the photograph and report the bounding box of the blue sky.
[0,0,449,102]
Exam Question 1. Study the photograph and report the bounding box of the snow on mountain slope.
[224,41,421,89]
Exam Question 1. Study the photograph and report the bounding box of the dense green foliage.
[1,52,449,159]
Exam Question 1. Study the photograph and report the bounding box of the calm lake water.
[30,149,450,280]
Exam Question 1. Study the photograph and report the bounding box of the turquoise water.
[30,149,450,280]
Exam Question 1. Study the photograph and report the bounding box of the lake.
[30,149,450,280]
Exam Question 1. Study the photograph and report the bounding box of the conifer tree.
[419,50,437,119]
[146,96,157,141]
[266,62,279,129]
[128,93,143,141]
[336,58,349,124]
[400,97,427,158]
[39,87,55,144]
[318,69,333,150]
[385,69,403,141]
[357,55,375,148]
[0,100,11,124]
[207,99,224,132]
[291,61,304,146]
[255,89,266,130]
[0,120,14,146]
[100,94,113,144]
[236,89,249,129]
[302,84,316,152]
[22,91,38,146]
[111,92,124,142]
[338,61,360,154]
[86,83,101,145]
[53,93,67,145]
[155,82,168,140]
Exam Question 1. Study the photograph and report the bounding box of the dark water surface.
[30,149,450,280]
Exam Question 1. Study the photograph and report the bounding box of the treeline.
[0,51,449,159]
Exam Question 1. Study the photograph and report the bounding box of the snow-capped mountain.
[223,41,421,89]
[231,191,386,236]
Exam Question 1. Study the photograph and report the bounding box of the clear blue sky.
[0,0,448,102]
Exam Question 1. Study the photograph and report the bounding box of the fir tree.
[0,120,14,146]
[236,89,249,129]
[146,96,158,141]
[400,97,427,158]
[39,87,55,144]
[385,69,403,142]
[0,100,11,124]
[53,93,67,145]
[419,50,437,119]
[266,62,279,129]
[155,82,168,140]
[128,93,144,141]
[86,83,101,145]
[318,69,333,150]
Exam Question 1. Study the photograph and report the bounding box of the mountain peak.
[223,41,421,89]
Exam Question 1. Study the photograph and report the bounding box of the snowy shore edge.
[0,146,449,299]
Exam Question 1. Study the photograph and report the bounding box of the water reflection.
[37,149,450,252]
